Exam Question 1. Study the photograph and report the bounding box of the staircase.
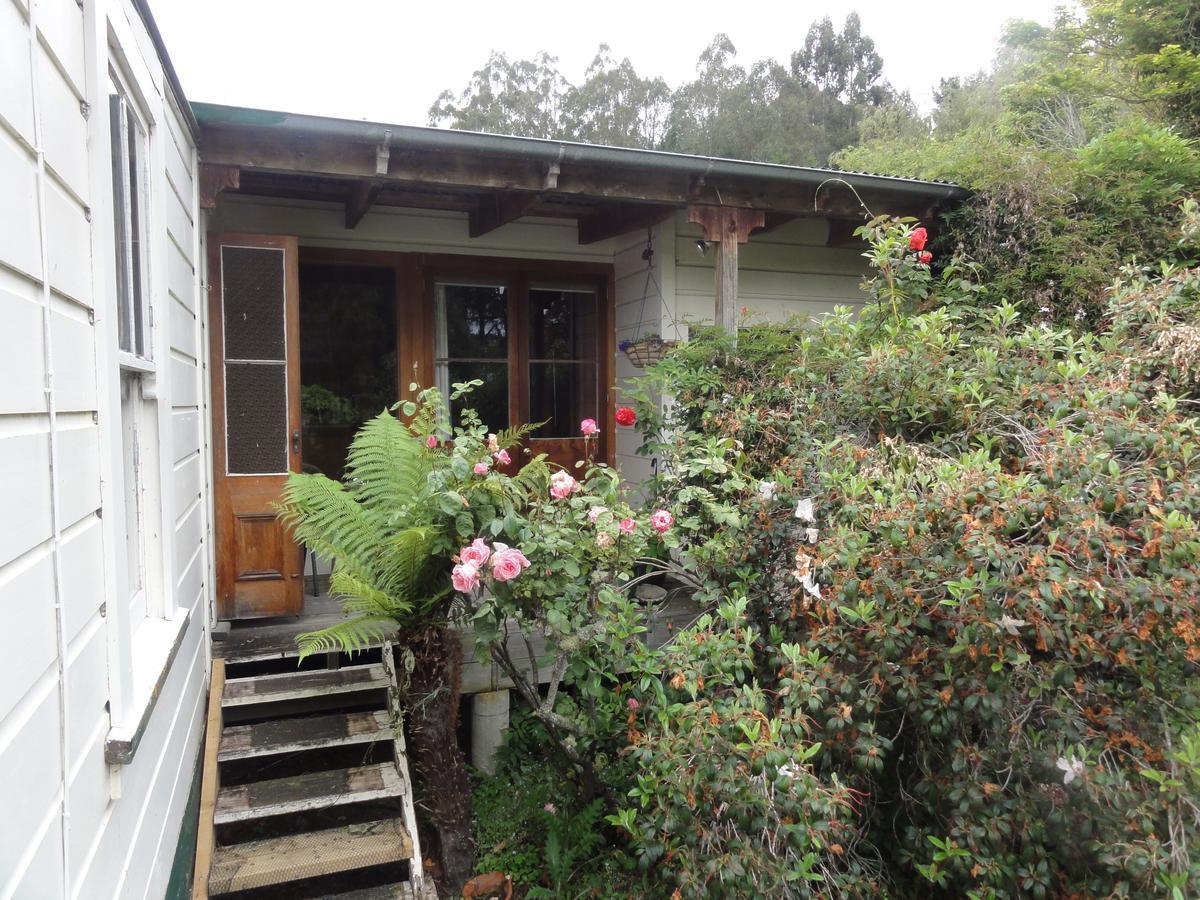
[193,629,432,899]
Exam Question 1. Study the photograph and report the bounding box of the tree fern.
[277,412,448,660]
[344,411,433,518]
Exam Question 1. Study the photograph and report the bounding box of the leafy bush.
[620,215,1200,897]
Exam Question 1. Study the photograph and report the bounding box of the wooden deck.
[214,590,704,695]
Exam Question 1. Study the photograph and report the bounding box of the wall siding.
[672,213,869,332]
[0,1,210,898]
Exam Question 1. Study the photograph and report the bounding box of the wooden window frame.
[298,248,617,466]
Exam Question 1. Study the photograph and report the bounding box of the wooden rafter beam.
[752,212,799,236]
[344,180,382,229]
[468,190,540,238]
[199,163,240,209]
[687,205,766,340]
[577,202,676,245]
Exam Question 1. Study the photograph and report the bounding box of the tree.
[428,51,568,138]
[560,45,671,149]
[791,12,889,106]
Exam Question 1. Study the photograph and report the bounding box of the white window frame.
[108,62,165,625]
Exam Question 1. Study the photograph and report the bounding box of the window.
[109,71,149,359]
[108,65,161,621]
[528,285,599,438]
[432,276,602,442]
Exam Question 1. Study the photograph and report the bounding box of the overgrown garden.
[276,1,1200,895]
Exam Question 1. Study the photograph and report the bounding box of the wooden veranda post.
[687,205,765,339]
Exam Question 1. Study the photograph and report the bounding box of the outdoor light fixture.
[695,239,709,256]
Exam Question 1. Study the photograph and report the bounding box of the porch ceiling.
[194,102,968,245]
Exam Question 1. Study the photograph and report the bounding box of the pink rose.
[426,435,438,449]
[490,543,531,582]
[550,470,579,499]
[459,538,491,569]
[587,505,608,523]
[597,531,614,548]
[619,517,637,535]
[650,509,674,533]
[473,461,490,475]
[543,803,557,814]
[493,449,512,466]
[451,562,480,593]
[580,418,599,436]
[627,697,640,709]
[487,433,499,452]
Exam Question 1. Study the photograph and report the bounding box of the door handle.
[292,429,301,455]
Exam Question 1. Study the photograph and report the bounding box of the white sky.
[151,0,1068,126]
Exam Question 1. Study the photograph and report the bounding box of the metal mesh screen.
[222,246,285,361]
[225,362,287,474]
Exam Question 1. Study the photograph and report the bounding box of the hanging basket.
[621,337,677,369]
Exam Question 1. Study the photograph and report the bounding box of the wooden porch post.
[687,205,765,339]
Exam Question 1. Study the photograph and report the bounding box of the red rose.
[919,251,933,264]
[615,407,637,427]
[908,227,928,251]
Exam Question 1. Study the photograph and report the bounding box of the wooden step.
[325,883,421,900]
[215,761,404,824]
[221,663,388,708]
[219,709,392,762]
[207,818,412,894]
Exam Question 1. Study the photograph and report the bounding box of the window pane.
[437,284,507,359]
[437,361,509,433]
[529,362,596,438]
[126,111,146,356]
[109,89,133,353]
[226,362,288,474]
[529,288,597,360]
[120,372,144,617]
[222,246,286,361]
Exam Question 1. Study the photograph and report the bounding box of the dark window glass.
[530,362,596,438]
[109,78,147,357]
[225,362,288,474]
[436,283,509,432]
[529,289,597,360]
[299,264,397,479]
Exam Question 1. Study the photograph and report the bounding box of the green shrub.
[623,215,1200,897]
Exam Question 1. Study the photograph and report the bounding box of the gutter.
[192,102,968,204]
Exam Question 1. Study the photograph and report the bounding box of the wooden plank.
[213,601,397,663]
[326,883,416,900]
[214,761,404,824]
[221,663,388,707]
[208,818,412,894]
[192,658,225,899]
[381,642,425,895]
[218,709,391,761]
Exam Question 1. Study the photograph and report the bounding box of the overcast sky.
[151,0,1069,127]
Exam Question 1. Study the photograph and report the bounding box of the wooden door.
[209,233,303,620]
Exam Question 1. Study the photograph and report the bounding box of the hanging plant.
[621,228,677,368]
[620,334,676,369]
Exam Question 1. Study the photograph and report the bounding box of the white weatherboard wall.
[0,0,210,897]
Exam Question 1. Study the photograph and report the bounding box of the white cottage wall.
[0,0,209,897]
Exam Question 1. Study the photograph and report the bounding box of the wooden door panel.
[209,233,303,620]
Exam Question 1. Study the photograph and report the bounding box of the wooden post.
[687,205,765,339]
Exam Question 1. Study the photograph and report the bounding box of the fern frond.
[297,614,394,661]
[277,473,388,581]
[344,411,432,521]
[511,455,551,500]
[329,568,413,620]
[493,421,544,450]
[375,526,440,601]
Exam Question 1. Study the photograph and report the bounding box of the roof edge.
[133,0,199,140]
[192,101,967,204]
